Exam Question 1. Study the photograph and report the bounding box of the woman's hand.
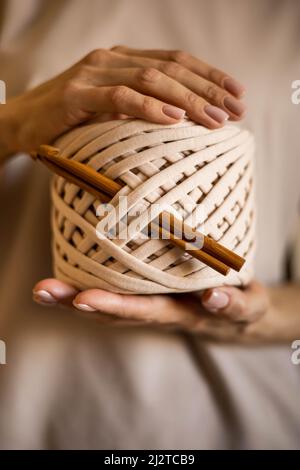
[32,279,273,343]
[1,46,245,157]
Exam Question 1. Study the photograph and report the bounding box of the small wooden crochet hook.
[32,144,246,275]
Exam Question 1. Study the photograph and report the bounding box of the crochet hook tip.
[39,144,60,158]
[30,145,60,162]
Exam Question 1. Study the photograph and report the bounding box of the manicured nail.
[224,96,246,116]
[204,105,229,123]
[33,289,57,305]
[202,289,229,312]
[223,77,246,97]
[73,302,97,312]
[162,104,186,120]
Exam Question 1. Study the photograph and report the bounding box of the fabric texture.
[52,119,254,293]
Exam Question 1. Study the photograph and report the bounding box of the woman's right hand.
[1,46,246,157]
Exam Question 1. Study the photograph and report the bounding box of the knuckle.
[171,49,189,64]
[138,67,161,84]
[85,48,109,64]
[72,63,91,79]
[117,296,129,318]
[209,67,222,83]
[61,79,78,101]
[110,85,130,105]
[110,44,125,52]
[161,60,183,77]
[185,90,200,106]
[205,84,220,101]
[141,96,156,115]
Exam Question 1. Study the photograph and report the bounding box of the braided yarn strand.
[51,118,255,294]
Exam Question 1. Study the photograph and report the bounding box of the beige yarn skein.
[51,118,255,294]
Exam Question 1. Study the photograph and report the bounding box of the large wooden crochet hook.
[32,144,246,276]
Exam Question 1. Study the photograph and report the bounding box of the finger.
[82,48,162,69]
[155,63,245,120]
[80,55,244,121]
[73,289,171,319]
[32,278,78,308]
[80,85,186,124]
[201,281,269,322]
[111,46,246,98]
[73,289,203,328]
[83,67,229,127]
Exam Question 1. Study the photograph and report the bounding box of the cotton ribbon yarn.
[51,118,255,294]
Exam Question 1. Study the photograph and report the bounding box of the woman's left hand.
[32,279,270,342]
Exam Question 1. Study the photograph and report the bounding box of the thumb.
[201,281,269,322]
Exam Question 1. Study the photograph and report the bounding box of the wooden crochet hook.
[32,145,246,275]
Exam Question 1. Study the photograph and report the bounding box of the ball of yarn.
[51,118,255,294]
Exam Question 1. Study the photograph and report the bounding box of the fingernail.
[223,77,246,97]
[204,105,229,123]
[162,104,186,120]
[33,289,57,305]
[224,96,246,116]
[202,289,229,312]
[73,302,97,312]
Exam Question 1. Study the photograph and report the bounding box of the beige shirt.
[0,0,300,449]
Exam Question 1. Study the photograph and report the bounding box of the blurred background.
[0,0,299,449]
